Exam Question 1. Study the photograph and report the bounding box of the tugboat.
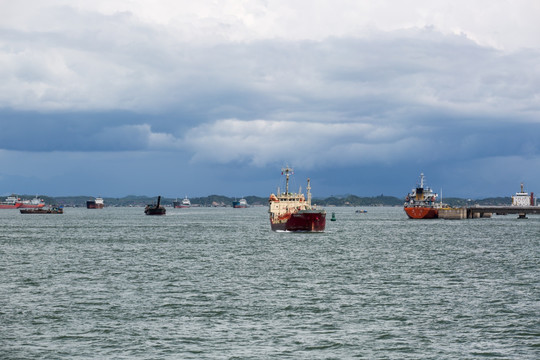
[268,166,326,232]
[404,173,442,219]
[145,196,166,215]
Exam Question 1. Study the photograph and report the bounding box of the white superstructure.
[512,183,533,206]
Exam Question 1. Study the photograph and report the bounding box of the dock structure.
[438,206,540,219]
[468,206,540,219]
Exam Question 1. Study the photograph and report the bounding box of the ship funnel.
[157,196,161,207]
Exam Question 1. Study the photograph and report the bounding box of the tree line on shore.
[17,194,513,207]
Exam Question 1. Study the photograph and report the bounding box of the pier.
[438,206,540,220]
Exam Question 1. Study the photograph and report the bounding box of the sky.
[1,0,540,198]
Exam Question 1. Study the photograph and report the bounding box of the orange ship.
[404,173,442,219]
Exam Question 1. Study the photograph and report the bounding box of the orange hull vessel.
[404,173,442,219]
[404,206,438,219]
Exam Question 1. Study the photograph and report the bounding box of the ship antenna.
[307,178,312,207]
[282,166,293,194]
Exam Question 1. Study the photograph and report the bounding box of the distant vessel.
[232,198,248,208]
[145,196,166,215]
[0,195,22,209]
[19,196,46,209]
[174,196,191,208]
[86,197,104,209]
[268,166,326,232]
[20,206,63,214]
[512,183,535,206]
[404,173,442,219]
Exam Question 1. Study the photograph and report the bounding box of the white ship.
[512,183,535,206]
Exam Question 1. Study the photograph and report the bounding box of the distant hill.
[12,194,516,207]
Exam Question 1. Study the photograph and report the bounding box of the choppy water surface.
[1,207,539,359]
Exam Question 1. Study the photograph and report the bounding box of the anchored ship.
[173,196,191,208]
[232,198,248,208]
[0,195,22,209]
[404,173,442,219]
[20,206,63,214]
[87,197,104,209]
[145,196,166,215]
[268,166,326,232]
[512,183,535,206]
[19,196,46,209]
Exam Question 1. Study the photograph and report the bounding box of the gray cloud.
[1,4,540,197]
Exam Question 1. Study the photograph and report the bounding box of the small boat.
[20,206,63,214]
[145,196,166,215]
[355,210,368,213]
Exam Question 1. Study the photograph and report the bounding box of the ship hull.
[270,210,326,232]
[0,204,21,209]
[20,208,63,214]
[145,207,166,215]
[232,201,248,208]
[404,206,438,219]
[86,201,104,209]
[19,204,45,209]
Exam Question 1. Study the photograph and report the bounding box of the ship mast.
[307,178,312,207]
[282,166,293,194]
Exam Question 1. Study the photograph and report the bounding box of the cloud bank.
[1,0,540,196]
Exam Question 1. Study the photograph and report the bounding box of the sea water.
[1,207,539,359]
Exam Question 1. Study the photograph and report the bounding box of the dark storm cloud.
[2,7,540,198]
[2,30,540,167]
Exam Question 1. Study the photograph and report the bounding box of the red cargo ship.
[0,195,22,209]
[19,196,46,209]
[404,173,442,219]
[269,167,326,232]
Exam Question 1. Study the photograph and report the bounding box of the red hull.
[174,205,190,208]
[0,204,21,209]
[404,206,438,219]
[270,211,326,232]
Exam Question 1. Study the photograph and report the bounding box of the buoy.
[331,212,336,221]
